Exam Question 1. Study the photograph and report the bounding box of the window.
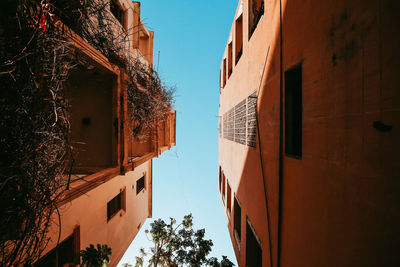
[235,14,243,64]
[285,64,302,158]
[234,195,241,242]
[223,58,227,87]
[220,71,222,93]
[248,0,264,39]
[246,219,262,267]
[219,166,222,192]
[136,175,145,194]
[34,227,80,267]
[107,189,126,221]
[228,42,233,77]
[227,181,232,217]
[110,0,126,29]
[222,173,226,202]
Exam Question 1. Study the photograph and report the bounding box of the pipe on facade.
[254,45,273,267]
[277,0,284,266]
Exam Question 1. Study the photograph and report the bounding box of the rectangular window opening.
[110,0,126,29]
[235,15,243,64]
[219,166,222,192]
[248,0,264,39]
[34,227,80,267]
[223,58,227,87]
[246,219,262,267]
[234,195,241,242]
[227,181,232,217]
[222,173,226,203]
[136,175,145,195]
[220,71,222,93]
[107,189,125,221]
[284,64,302,158]
[228,42,233,78]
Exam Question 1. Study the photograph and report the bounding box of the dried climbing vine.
[0,0,174,265]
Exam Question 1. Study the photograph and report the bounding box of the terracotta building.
[218,0,399,266]
[33,1,176,266]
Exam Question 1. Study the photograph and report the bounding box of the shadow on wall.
[221,0,400,266]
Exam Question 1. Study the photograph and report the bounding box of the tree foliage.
[81,244,112,267]
[132,214,234,267]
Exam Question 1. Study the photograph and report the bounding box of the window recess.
[234,195,242,243]
[110,0,126,30]
[107,188,126,221]
[34,226,80,267]
[222,172,226,203]
[227,181,232,217]
[228,42,233,78]
[248,0,264,39]
[284,64,302,158]
[235,14,243,64]
[246,218,262,267]
[136,175,145,194]
[223,58,227,87]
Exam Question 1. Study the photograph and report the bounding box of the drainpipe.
[277,0,284,266]
[253,46,273,267]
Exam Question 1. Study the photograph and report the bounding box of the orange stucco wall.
[44,161,152,267]
[219,0,400,267]
[35,1,176,266]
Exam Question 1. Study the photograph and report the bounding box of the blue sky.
[118,0,239,265]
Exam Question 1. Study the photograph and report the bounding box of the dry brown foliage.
[0,0,174,265]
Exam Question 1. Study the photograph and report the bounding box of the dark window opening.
[220,71,222,93]
[107,189,125,221]
[219,166,222,192]
[34,227,80,267]
[223,58,227,87]
[285,64,302,158]
[227,181,232,217]
[110,0,126,29]
[234,195,241,241]
[246,219,262,267]
[222,173,226,203]
[228,42,233,77]
[136,175,145,194]
[248,0,264,39]
[235,15,243,64]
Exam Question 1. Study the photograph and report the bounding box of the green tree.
[132,214,235,267]
[81,244,112,267]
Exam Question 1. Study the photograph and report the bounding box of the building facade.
[218,0,399,266]
[34,1,176,266]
